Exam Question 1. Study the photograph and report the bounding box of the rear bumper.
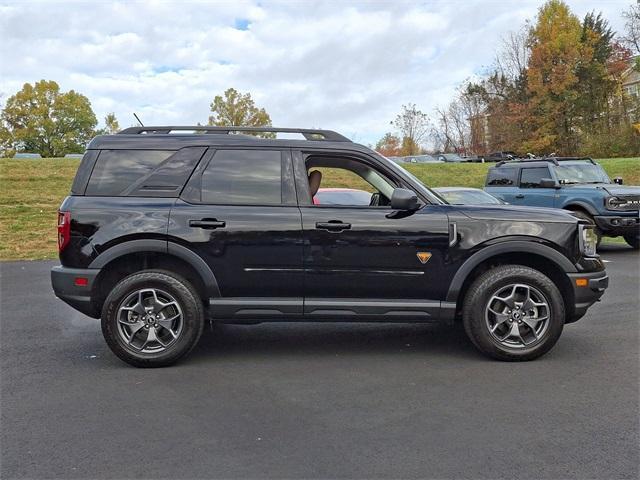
[565,270,608,323]
[594,214,639,236]
[51,266,100,318]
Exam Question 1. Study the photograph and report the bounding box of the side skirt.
[209,297,457,324]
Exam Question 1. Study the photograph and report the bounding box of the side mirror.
[614,177,623,185]
[390,188,419,210]
[539,178,558,189]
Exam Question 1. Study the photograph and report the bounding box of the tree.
[208,88,273,137]
[390,104,430,155]
[524,0,583,155]
[622,3,640,57]
[374,132,402,157]
[104,113,120,134]
[0,80,97,157]
[574,13,615,135]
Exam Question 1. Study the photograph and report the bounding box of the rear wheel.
[101,270,204,367]
[623,233,639,250]
[462,265,565,361]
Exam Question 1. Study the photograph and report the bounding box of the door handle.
[189,219,226,229]
[515,194,525,199]
[315,221,351,232]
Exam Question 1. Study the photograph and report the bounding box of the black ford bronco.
[51,126,608,367]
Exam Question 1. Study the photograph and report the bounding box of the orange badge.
[416,252,432,264]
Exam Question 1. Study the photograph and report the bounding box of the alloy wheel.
[116,288,183,353]
[484,283,550,348]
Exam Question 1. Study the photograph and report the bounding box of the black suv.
[51,126,608,367]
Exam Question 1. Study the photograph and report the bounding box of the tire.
[462,265,565,361]
[569,210,602,246]
[623,233,640,250]
[101,270,205,368]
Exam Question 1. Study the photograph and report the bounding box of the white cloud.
[0,0,628,146]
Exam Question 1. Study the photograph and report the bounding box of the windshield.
[553,163,610,184]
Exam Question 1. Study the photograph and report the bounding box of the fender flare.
[89,239,221,298]
[561,201,599,217]
[445,241,576,303]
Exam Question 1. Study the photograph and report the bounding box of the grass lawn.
[0,156,638,260]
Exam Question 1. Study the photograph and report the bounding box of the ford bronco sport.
[484,157,640,249]
[51,127,608,367]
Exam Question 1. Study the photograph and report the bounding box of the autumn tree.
[208,88,273,137]
[0,80,97,157]
[524,0,583,155]
[104,113,120,134]
[390,104,430,155]
[375,132,402,157]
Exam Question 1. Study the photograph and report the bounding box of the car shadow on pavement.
[188,322,480,362]
[598,242,636,254]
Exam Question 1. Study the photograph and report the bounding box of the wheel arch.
[447,242,576,321]
[562,201,598,217]
[90,240,220,312]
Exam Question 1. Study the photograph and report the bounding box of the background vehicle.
[402,154,444,163]
[52,126,608,367]
[314,188,373,206]
[436,153,467,163]
[484,157,640,248]
[434,187,507,205]
[482,151,519,162]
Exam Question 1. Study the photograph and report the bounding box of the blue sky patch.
[234,18,250,30]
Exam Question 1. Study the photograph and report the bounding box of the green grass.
[0,158,81,260]
[0,156,638,260]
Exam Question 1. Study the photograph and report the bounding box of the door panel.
[514,166,555,207]
[300,206,450,302]
[169,201,304,299]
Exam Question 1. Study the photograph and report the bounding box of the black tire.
[623,233,640,250]
[462,265,565,361]
[101,270,205,368]
[569,210,602,247]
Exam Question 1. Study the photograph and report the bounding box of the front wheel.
[623,233,639,250]
[101,270,205,367]
[462,265,565,361]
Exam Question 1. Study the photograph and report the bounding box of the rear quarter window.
[86,150,173,196]
[486,167,518,186]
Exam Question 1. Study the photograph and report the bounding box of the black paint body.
[52,132,608,324]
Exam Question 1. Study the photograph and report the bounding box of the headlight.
[579,225,598,257]
[605,196,625,210]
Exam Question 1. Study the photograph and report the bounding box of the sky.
[0,0,630,146]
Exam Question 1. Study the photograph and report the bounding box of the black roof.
[87,126,366,151]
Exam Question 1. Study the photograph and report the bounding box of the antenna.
[133,113,144,127]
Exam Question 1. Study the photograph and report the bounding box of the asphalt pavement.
[1,244,638,479]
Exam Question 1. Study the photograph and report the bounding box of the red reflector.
[74,277,88,287]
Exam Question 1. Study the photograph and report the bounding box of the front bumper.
[594,213,639,236]
[565,270,609,323]
[51,266,100,318]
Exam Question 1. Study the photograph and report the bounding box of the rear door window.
[200,149,283,205]
[86,150,173,196]
[520,167,551,188]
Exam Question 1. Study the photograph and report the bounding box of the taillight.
[57,211,71,252]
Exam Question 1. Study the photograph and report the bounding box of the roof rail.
[496,156,594,167]
[117,126,352,142]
